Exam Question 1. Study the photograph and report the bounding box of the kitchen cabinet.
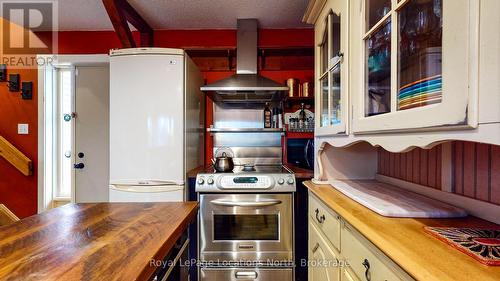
[309,192,414,281]
[351,0,479,133]
[309,221,341,281]
[314,0,349,136]
[342,268,361,281]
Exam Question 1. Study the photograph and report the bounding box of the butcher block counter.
[0,202,198,281]
[304,181,500,281]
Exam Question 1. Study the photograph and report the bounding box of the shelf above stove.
[207,127,286,135]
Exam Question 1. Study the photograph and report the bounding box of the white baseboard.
[376,174,500,225]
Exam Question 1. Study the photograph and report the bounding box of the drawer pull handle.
[315,208,326,224]
[312,242,320,253]
[235,271,258,279]
[362,259,371,281]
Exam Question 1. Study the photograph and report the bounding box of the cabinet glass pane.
[331,13,341,59]
[366,0,391,30]
[330,66,341,125]
[320,76,329,126]
[366,19,391,117]
[321,39,328,74]
[398,0,442,111]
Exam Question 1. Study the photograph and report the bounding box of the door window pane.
[213,215,279,240]
[366,0,391,30]
[398,0,442,111]
[366,19,391,116]
[58,69,73,198]
[320,76,329,126]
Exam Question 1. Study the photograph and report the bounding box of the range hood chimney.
[200,19,288,107]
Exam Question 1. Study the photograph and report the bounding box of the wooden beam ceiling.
[102,0,153,48]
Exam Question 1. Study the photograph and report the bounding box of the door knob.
[74,163,85,169]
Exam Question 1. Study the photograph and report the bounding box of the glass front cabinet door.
[351,0,478,133]
[315,0,349,136]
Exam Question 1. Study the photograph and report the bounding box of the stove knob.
[207,178,214,185]
[197,178,205,185]
[278,178,285,185]
[287,178,295,185]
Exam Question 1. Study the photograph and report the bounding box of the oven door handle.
[210,199,282,207]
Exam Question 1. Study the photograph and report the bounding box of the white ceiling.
[57,0,311,31]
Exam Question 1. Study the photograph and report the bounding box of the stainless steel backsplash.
[212,104,282,165]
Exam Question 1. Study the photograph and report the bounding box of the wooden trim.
[302,0,327,24]
[102,0,136,48]
[0,136,32,176]
[362,12,392,40]
[376,174,500,225]
[440,142,453,192]
[102,0,153,48]
[0,204,19,226]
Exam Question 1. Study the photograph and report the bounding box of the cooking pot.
[211,152,234,172]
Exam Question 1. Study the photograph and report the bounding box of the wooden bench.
[0,204,19,226]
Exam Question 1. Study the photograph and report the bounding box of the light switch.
[18,124,29,135]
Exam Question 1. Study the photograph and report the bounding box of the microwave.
[286,138,314,170]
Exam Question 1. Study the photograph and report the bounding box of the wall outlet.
[18,124,29,135]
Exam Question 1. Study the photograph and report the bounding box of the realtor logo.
[0,0,57,68]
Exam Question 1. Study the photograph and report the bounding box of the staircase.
[0,135,32,176]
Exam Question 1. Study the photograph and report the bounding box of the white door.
[74,66,110,202]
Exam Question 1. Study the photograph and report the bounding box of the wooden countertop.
[304,181,500,281]
[285,164,314,179]
[0,202,198,281]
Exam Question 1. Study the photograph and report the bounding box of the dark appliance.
[287,138,314,169]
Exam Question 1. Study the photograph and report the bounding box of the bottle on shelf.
[299,103,307,121]
[264,102,272,128]
[299,103,306,130]
[278,107,283,129]
[272,107,278,128]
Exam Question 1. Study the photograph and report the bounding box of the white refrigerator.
[109,48,204,202]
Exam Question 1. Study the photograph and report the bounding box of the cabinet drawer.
[309,222,341,281]
[341,223,413,281]
[309,193,342,252]
[342,268,361,281]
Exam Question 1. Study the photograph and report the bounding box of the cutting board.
[330,180,467,218]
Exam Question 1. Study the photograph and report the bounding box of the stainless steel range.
[196,165,296,281]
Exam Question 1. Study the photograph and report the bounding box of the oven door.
[199,193,293,264]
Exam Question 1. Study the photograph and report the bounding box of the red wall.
[378,141,500,206]
[0,17,39,218]
[0,28,313,218]
[0,68,38,218]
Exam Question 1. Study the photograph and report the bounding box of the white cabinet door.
[309,221,341,281]
[315,0,349,136]
[351,0,478,133]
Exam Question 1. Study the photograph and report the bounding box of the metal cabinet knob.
[312,242,320,253]
[315,208,326,224]
[362,258,371,281]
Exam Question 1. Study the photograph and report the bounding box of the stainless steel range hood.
[200,19,288,107]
